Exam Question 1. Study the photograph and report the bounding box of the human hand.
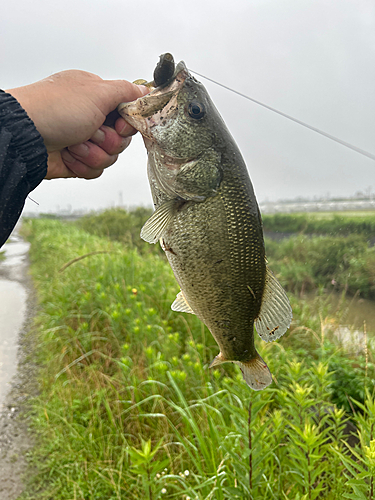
[6,70,149,179]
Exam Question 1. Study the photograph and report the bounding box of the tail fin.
[234,352,272,390]
[209,351,272,391]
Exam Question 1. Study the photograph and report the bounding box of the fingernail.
[119,122,133,136]
[68,143,89,157]
[91,128,106,144]
[138,85,150,96]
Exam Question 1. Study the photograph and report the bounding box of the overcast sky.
[2,0,375,214]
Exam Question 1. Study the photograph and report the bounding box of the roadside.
[0,228,39,500]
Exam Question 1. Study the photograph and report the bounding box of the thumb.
[104,80,150,114]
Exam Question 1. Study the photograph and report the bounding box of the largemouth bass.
[118,55,292,390]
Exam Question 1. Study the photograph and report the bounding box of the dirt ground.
[0,238,39,500]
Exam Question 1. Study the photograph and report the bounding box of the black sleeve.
[0,90,48,248]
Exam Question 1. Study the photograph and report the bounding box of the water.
[338,295,375,334]
[302,290,375,353]
[0,233,29,410]
[314,292,375,334]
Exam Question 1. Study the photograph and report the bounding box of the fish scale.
[166,189,261,362]
[118,55,292,390]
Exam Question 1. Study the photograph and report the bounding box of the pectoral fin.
[255,266,292,342]
[171,291,195,314]
[140,199,178,244]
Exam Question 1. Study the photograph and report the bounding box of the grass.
[305,211,375,219]
[73,208,375,300]
[76,207,153,255]
[265,233,375,299]
[262,211,375,239]
[19,214,375,499]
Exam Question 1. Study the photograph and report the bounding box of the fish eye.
[188,102,205,120]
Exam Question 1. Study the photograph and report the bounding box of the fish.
[118,54,292,390]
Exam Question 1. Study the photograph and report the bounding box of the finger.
[114,117,138,137]
[90,125,133,154]
[60,150,104,179]
[105,82,150,114]
[67,141,120,170]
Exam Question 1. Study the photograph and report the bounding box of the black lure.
[153,53,175,87]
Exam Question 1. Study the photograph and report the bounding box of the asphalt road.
[0,236,29,410]
[0,230,34,500]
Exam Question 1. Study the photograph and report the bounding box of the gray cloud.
[2,0,374,213]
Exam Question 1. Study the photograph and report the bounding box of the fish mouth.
[117,61,189,137]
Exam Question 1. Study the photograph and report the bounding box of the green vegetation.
[76,207,153,254]
[79,208,375,299]
[266,234,375,299]
[263,212,375,239]
[20,212,375,499]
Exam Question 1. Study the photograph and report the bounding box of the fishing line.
[27,196,39,205]
[190,69,375,162]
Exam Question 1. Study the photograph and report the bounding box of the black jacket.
[0,90,48,248]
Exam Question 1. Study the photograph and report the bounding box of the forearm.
[6,71,148,153]
[5,71,148,180]
[0,70,149,243]
[0,90,47,247]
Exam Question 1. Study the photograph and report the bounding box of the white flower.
[184,470,190,476]
[161,488,167,494]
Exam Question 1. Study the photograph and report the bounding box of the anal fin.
[171,291,195,314]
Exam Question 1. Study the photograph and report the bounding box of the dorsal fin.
[255,266,292,342]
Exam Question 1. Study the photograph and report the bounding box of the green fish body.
[118,59,292,390]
